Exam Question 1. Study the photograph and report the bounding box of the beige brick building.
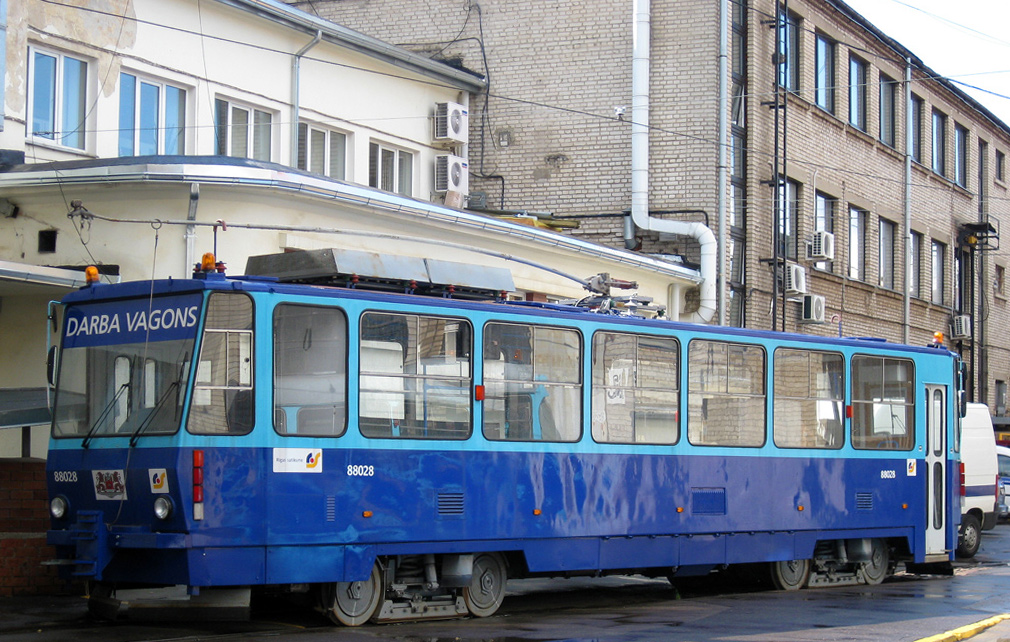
[292,0,1010,415]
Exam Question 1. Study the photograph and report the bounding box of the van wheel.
[956,514,982,558]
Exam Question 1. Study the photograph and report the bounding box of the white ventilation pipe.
[631,0,717,323]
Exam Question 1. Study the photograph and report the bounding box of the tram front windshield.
[51,294,202,439]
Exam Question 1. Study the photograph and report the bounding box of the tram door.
[924,384,947,555]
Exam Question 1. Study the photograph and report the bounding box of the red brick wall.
[0,460,76,596]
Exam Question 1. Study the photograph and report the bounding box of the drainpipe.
[629,0,717,323]
[184,183,200,275]
[291,31,323,167]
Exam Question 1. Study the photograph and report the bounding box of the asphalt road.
[4,526,1010,642]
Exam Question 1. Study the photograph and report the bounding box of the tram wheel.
[325,562,384,626]
[463,552,507,617]
[860,539,890,585]
[770,558,810,591]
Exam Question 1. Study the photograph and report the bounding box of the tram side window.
[688,340,766,447]
[851,355,914,450]
[187,293,254,435]
[359,312,472,439]
[483,322,582,442]
[273,305,347,436]
[592,332,679,444]
[773,348,844,448]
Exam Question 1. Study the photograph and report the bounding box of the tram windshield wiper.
[129,380,180,447]
[81,383,129,449]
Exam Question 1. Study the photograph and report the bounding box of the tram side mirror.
[959,389,967,419]
[47,346,58,387]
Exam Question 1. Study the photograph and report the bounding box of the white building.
[0,0,702,457]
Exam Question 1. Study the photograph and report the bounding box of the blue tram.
[45,251,964,624]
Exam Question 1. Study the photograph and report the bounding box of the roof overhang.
[0,156,703,288]
[0,387,50,429]
[0,260,89,297]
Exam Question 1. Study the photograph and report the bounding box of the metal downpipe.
[630,0,717,322]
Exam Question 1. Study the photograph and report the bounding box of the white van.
[958,403,999,558]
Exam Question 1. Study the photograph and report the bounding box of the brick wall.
[304,0,1010,398]
[0,460,74,596]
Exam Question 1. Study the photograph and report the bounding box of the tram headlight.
[153,496,174,520]
[50,495,69,520]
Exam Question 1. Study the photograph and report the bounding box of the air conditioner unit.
[435,154,469,194]
[784,263,807,295]
[433,102,468,145]
[808,230,835,260]
[952,314,972,339]
[800,294,826,324]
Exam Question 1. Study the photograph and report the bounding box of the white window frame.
[215,97,272,162]
[119,72,186,157]
[368,141,413,197]
[297,123,347,180]
[27,45,88,150]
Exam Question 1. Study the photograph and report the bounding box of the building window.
[910,94,924,164]
[979,139,989,217]
[849,206,866,281]
[38,229,57,253]
[368,142,413,196]
[778,180,799,260]
[119,73,185,157]
[777,10,800,93]
[879,218,896,290]
[879,74,896,147]
[931,240,946,305]
[932,109,947,176]
[28,47,87,150]
[814,192,835,272]
[815,34,835,113]
[297,124,346,180]
[954,123,968,187]
[215,98,272,161]
[996,264,1006,297]
[955,248,970,313]
[909,231,922,298]
[997,380,1007,415]
[997,150,1006,181]
[848,55,867,131]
